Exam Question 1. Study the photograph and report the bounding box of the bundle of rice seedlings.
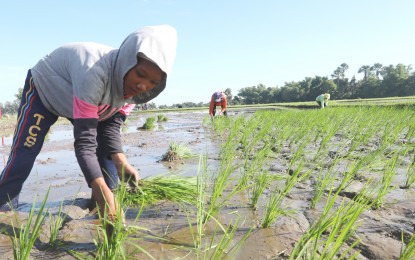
[140,117,156,130]
[161,142,196,162]
[157,114,168,122]
[122,175,197,207]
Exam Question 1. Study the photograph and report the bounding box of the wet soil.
[0,110,414,259]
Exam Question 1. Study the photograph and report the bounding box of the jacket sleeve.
[97,112,126,155]
[221,96,227,112]
[209,95,215,115]
[73,118,102,185]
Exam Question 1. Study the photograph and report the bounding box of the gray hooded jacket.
[30,25,177,185]
[32,25,177,120]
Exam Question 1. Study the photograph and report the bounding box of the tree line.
[233,62,414,105]
[1,63,414,113]
[163,63,414,108]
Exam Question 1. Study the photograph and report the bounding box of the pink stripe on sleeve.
[119,104,136,116]
[73,96,99,119]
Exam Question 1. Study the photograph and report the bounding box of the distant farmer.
[316,93,330,108]
[0,25,178,227]
[209,91,227,117]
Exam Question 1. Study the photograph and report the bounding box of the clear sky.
[1,0,414,106]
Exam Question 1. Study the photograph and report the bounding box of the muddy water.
[0,110,414,259]
[0,111,214,207]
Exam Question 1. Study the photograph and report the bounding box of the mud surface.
[0,110,414,259]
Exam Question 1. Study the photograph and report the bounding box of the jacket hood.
[112,25,177,104]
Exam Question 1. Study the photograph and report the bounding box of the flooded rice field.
[0,109,415,259]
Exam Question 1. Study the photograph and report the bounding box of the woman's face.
[123,59,164,99]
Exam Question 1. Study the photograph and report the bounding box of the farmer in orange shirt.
[209,91,227,118]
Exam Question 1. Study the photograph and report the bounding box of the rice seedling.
[371,151,400,209]
[204,131,245,224]
[346,116,379,155]
[205,212,253,259]
[161,142,196,162]
[401,151,415,189]
[141,116,156,130]
[400,229,415,260]
[250,171,273,209]
[204,105,415,257]
[261,141,310,228]
[379,114,408,149]
[92,176,154,260]
[404,124,415,140]
[342,147,384,187]
[316,198,368,259]
[187,153,253,259]
[122,174,198,207]
[313,119,343,161]
[10,189,50,260]
[157,114,168,122]
[311,167,337,209]
[239,141,272,191]
[261,162,308,228]
[192,154,209,255]
[47,201,67,247]
[207,114,233,136]
[289,185,372,259]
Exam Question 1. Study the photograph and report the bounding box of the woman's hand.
[111,153,141,186]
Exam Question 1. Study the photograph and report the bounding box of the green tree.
[358,65,372,80]
[15,87,23,100]
[370,63,383,79]
[224,88,233,105]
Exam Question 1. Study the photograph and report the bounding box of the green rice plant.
[400,229,415,260]
[201,119,243,224]
[313,119,343,161]
[289,185,373,259]
[93,176,154,260]
[161,142,196,162]
[379,114,407,149]
[206,212,253,259]
[372,151,400,209]
[402,151,415,189]
[404,124,415,140]
[122,175,198,207]
[47,201,66,247]
[311,167,337,209]
[261,162,308,228]
[261,190,292,229]
[244,133,309,227]
[10,189,50,260]
[239,141,272,191]
[341,147,384,188]
[250,171,273,209]
[347,117,378,155]
[141,116,156,130]
[316,198,367,259]
[157,114,168,122]
[191,154,209,255]
[188,154,253,259]
[204,131,245,224]
[208,114,233,136]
